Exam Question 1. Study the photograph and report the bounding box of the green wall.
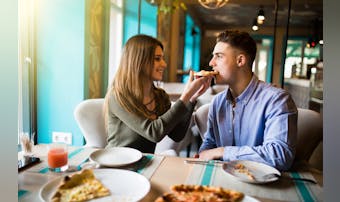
[36,0,85,145]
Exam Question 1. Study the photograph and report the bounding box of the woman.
[104,34,212,153]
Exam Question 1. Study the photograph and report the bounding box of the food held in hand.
[51,169,110,202]
[194,70,219,78]
[155,184,244,202]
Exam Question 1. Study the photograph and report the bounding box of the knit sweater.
[106,93,195,153]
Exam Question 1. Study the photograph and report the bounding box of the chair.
[193,104,323,170]
[295,108,323,170]
[193,103,210,140]
[74,98,107,148]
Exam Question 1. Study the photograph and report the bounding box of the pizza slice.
[194,70,219,77]
[51,169,110,202]
[155,184,244,202]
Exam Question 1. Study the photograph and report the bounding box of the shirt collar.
[226,74,259,106]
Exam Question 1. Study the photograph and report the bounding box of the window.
[108,0,123,84]
[109,0,157,83]
[18,0,36,145]
[183,14,201,82]
[284,39,320,79]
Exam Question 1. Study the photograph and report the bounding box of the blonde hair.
[104,35,169,123]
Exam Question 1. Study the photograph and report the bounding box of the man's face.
[151,46,167,81]
[209,42,238,85]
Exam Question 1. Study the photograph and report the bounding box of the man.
[198,30,297,171]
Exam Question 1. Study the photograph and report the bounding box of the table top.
[18,145,323,202]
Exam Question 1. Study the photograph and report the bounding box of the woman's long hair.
[104,34,167,122]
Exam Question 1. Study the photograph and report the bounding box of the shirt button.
[229,130,232,133]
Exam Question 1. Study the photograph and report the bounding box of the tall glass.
[47,143,68,172]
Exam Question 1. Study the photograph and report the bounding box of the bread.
[194,70,219,77]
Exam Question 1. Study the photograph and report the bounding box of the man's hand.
[197,147,224,160]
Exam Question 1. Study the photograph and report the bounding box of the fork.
[261,173,317,184]
[184,159,226,165]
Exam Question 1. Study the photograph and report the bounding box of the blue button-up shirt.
[199,75,297,171]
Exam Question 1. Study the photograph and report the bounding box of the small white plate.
[242,195,260,202]
[89,147,143,167]
[40,169,150,202]
[222,160,281,184]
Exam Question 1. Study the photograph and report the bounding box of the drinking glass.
[47,143,68,172]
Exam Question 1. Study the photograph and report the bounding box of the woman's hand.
[179,71,213,104]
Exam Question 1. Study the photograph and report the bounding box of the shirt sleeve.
[167,101,196,142]
[109,95,191,143]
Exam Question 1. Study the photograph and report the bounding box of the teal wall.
[252,35,274,83]
[183,14,201,82]
[123,0,157,43]
[36,0,85,145]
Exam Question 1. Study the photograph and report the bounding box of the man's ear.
[236,54,246,67]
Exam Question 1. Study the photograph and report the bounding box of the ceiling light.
[198,0,228,9]
[257,6,265,25]
[252,19,259,31]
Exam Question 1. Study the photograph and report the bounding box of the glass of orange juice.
[47,143,68,172]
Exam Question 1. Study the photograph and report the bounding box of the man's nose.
[209,58,214,67]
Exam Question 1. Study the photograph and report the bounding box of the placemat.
[22,147,164,180]
[185,162,322,201]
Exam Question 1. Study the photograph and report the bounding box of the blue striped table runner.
[186,162,322,201]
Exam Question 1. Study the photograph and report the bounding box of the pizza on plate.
[194,70,219,77]
[51,169,110,202]
[234,163,255,180]
[155,184,244,202]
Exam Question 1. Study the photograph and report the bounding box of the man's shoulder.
[257,81,289,96]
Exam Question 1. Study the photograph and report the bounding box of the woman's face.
[151,46,167,81]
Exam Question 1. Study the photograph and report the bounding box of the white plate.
[222,160,281,184]
[39,169,150,202]
[242,195,260,202]
[89,147,143,167]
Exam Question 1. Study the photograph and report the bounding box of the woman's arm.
[109,95,190,143]
[167,101,196,142]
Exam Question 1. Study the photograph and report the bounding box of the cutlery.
[260,173,317,184]
[184,159,226,165]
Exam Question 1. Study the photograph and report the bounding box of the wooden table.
[18,145,323,202]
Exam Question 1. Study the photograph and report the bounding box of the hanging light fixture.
[198,0,228,9]
[252,18,259,31]
[257,5,265,24]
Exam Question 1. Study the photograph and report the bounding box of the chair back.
[295,108,323,162]
[193,103,210,139]
[74,98,107,148]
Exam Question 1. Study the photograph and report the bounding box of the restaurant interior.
[4,0,339,201]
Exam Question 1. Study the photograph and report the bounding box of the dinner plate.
[39,169,150,202]
[222,160,281,184]
[89,147,143,167]
[242,195,260,202]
